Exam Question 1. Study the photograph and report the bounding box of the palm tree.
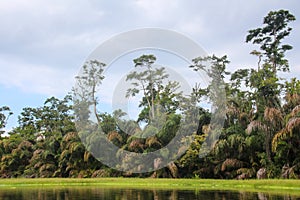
[272,105,300,177]
[246,106,283,164]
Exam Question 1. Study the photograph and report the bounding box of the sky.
[1,0,300,132]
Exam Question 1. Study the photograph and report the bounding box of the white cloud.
[0,0,299,98]
[134,0,180,22]
[0,0,107,61]
[0,54,75,96]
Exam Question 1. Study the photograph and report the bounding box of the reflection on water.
[0,187,299,200]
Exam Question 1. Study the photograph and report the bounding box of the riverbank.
[0,178,300,195]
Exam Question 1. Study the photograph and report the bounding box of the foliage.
[0,106,13,136]
[0,9,298,179]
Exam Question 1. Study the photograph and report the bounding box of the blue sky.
[1,0,300,132]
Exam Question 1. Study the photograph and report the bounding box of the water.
[0,187,299,200]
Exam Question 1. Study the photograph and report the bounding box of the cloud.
[133,0,180,22]
[0,0,299,99]
[0,0,109,66]
[0,54,75,96]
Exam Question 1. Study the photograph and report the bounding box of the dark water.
[0,187,299,200]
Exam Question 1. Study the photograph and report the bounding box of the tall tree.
[126,54,170,123]
[246,10,295,72]
[245,10,296,163]
[73,60,106,124]
[190,55,229,147]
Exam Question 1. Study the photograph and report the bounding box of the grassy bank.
[0,178,299,195]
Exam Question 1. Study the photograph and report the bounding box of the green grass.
[0,178,299,195]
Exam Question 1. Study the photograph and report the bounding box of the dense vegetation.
[0,10,299,179]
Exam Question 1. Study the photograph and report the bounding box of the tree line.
[0,10,299,179]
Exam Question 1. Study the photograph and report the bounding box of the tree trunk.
[92,84,101,124]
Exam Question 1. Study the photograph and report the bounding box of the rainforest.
[0,10,299,183]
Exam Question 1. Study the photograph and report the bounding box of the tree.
[15,95,75,140]
[271,79,300,177]
[272,105,300,167]
[246,10,296,72]
[245,10,296,164]
[0,106,13,136]
[126,54,170,123]
[98,112,118,134]
[73,60,106,124]
[190,55,228,148]
[137,81,181,122]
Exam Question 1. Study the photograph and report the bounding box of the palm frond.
[167,162,178,178]
[272,114,300,152]
[128,139,144,152]
[107,131,123,144]
[60,150,70,159]
[246,120,266,134]
[146,136,161,149]
[272,128,288,152]
[221,158,243,172]
[70,142,83,153]
[286,117,300,133]
[17,141,33,150]
[291,105,300,117]
[239,112,249,122]
[83,151,91,162]
[202,124,211,135]
[63,132,78,142]
[264,107,282,127]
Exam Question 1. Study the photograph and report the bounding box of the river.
[0,187,299,200]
